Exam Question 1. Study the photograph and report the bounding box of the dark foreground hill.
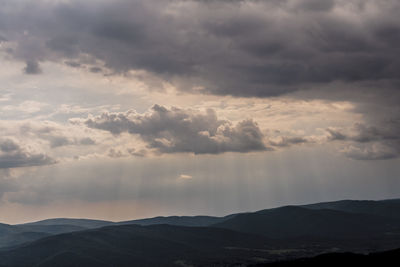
[0,223,85,249]
[0,216,233,249]
[1,222,400,267]
[0,223,49,249]
[0,224,278,267]
[0,219,115,249]
[253,248,400,266]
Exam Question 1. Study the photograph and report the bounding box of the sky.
[0,0,400,224]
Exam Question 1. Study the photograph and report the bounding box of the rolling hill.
[118,215,234,227]
[212,205,400,239]
[254,248,400,266]
[0,223,50,249]
[0,224,276,267]
[301,199,400,220]
[1,198,399,266]
[19,218,113,229]
[0,222,90,249]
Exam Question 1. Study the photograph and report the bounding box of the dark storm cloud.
[0,139,55,169]
[0,0,399,96]
[85,105,268,154]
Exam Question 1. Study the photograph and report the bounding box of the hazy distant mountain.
[20,218,113,229]
[1,216,230,249]
[302,199,400,220]
[212,205,400,239]
[0,223,49,249]
[17,224,86,235]
[13,199,400,230]
[0,222,89,249]
[0,223,17,236]
[118,215,234,227]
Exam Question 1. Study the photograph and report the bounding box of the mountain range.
[0,198,399,266]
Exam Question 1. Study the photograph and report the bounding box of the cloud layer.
[84,105,268,154]
[0,139,55,169]
[1,0,399,96]
[1,0,399,161]
[327,122,400,160]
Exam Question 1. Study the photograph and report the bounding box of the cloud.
[326,128,347,141]
[127,148,146,157]
[64,61,81,68]
[16,122,98,149]
[179,174,193,179]
[89,66,102,73]
[84,105,268,154]
[268,136,312,147]
[0,120,105,169]
[24,60,42,74]
[79,137,96,145]
[342,144,398,161]
[108,148,125,158]
[47,136,71,148]
[1,0,399,97]
[1,0,399,162]
[0,139,20,152]
[0,139,55,169]
[327,122,400,160]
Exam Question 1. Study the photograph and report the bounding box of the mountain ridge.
[0,197,399,266]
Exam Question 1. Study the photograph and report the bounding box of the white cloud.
[179,174,193,179]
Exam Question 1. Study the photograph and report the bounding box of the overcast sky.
[1,0,400,224]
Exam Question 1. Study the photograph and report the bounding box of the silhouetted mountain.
[20,218,113,229]
[1,198,400,266]
[253,248,400,266]
[0,223,87,249]
[0,224,276,267]
[0,223,50,249]
[2,216,232,249]
[302,199,400,220]
[17,224,86,235]
[212,206,400,239]
[118,215,234,227]
[0,223,16,235]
